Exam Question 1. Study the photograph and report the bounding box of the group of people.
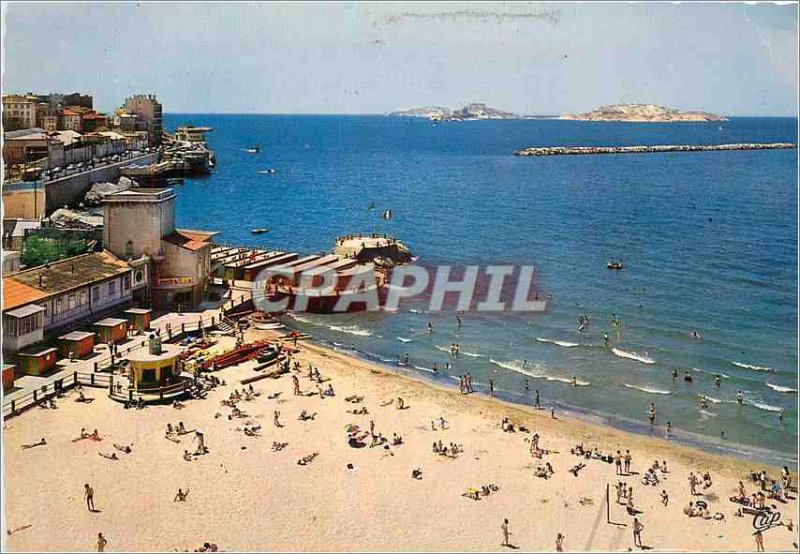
[458,374,475,394]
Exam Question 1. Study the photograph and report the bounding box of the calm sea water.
[165,114,798,464]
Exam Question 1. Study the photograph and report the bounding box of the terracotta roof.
[3,251,130,311]
[163,229,215,252]
[3,280,48,311]
[61,109,79,116]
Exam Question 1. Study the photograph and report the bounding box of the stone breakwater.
[514,142,797,157]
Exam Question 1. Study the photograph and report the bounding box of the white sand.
[3,330,798,552]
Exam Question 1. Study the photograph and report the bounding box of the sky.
[1,2,798,116]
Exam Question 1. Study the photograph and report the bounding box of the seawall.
[2,153,158,220]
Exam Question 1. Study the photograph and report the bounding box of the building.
[2,250,134,353]
[60,109,82,132]
[3,250,21,274]
[80,112,109,132]
[174,126,212,143]
[102,188,216,309]
[1,128,64,167]
[2,95,38,131]
[122,94,163,144]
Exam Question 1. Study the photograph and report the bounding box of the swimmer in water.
[603,333,609,346]
[714,374,721,388]
[428,322,434,334]
[737,390,744,405]
[572,376,578,387]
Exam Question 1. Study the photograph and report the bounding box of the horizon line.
[157,112,800,118]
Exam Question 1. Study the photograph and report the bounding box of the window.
[67,293,76,310]
[123,274,131,290]
[54,297,63,316]
[108,281,116,296]
[92,286,100,302]
[80,290,87,305]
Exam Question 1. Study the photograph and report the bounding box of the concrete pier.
[514,142,796,157]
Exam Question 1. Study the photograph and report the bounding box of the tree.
[20,236,90,269]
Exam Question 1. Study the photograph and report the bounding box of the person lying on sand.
[99,452,119,461]
[88,429,102,441]
[347,407,369,415]
[380,399,395,407]
[297,452,319,466]
[20,437,46,449]
[75,391,94,403]
[345,395,364,403]
[569,463,586,477]
[173,400,186,409]
[298,410,317,421]
[113,443,132,454]
[272,442,288,451]
[411,468,423,480]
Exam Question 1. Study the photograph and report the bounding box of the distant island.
[389,102,520,121]
[560,103,727,122]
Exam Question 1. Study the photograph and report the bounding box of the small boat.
[245,146,261,154]
[606,258,624,270]
[251,311,282,330]
[255,322,284,331]
[251,228,269,234]
[256,344,281,364]
[265,168,277,174]
[166,178,184,185]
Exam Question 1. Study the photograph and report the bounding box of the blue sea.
[165,113,798,465]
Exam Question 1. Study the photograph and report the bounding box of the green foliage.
[20,236,90,268]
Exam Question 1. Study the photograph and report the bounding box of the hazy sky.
[2,2,798,115]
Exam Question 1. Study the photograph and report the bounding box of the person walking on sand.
[489,379,494,397]
[96,532,107,552]
[293,374,300,396]
[754,529,765,552]
[661,489,669,506]
[624,450,632,474]
[556,533,564,552]
[501,518,510,547]
[633,518,644,549]
[615,451,623,475]
[84,483,95,511]
[689,472,699,495]
[534,390,540,409]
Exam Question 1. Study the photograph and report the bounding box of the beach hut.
[127,334,182,391]
[124,308,152,331]
[17,346,58,376]
[57,331,96,360]
[94,318,128,344]
[2,363,15,392]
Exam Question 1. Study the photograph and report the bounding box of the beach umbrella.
[344,423,360,433]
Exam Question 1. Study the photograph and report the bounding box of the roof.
[52,130,82,147]
[61,109,79,116]
[18,346,57,357]
[4,128,45,139]
[81,113,108,120]
[3,219,41,239]
[95,318,127,327]
[6,304,46,318]
[2,280,49,311]
[59,331,96,341]
[3,251,130,310]
[163,229,216,252]
[4,131,50,142]
[124,308,151,315]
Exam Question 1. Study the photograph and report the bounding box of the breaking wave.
[612,347,655,365]
[623,384,671,395]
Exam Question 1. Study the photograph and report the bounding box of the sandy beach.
[2,328,798,552]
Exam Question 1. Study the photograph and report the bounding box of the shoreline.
[278,330,795,472]
[275,321,797,470]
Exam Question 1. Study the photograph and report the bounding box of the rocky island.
[389,102,519,121]
[561,103,727,122]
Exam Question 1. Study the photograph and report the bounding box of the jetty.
[514,142,796,157]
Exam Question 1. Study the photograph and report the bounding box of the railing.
[108,376,189,403]
[2,371,110,420]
